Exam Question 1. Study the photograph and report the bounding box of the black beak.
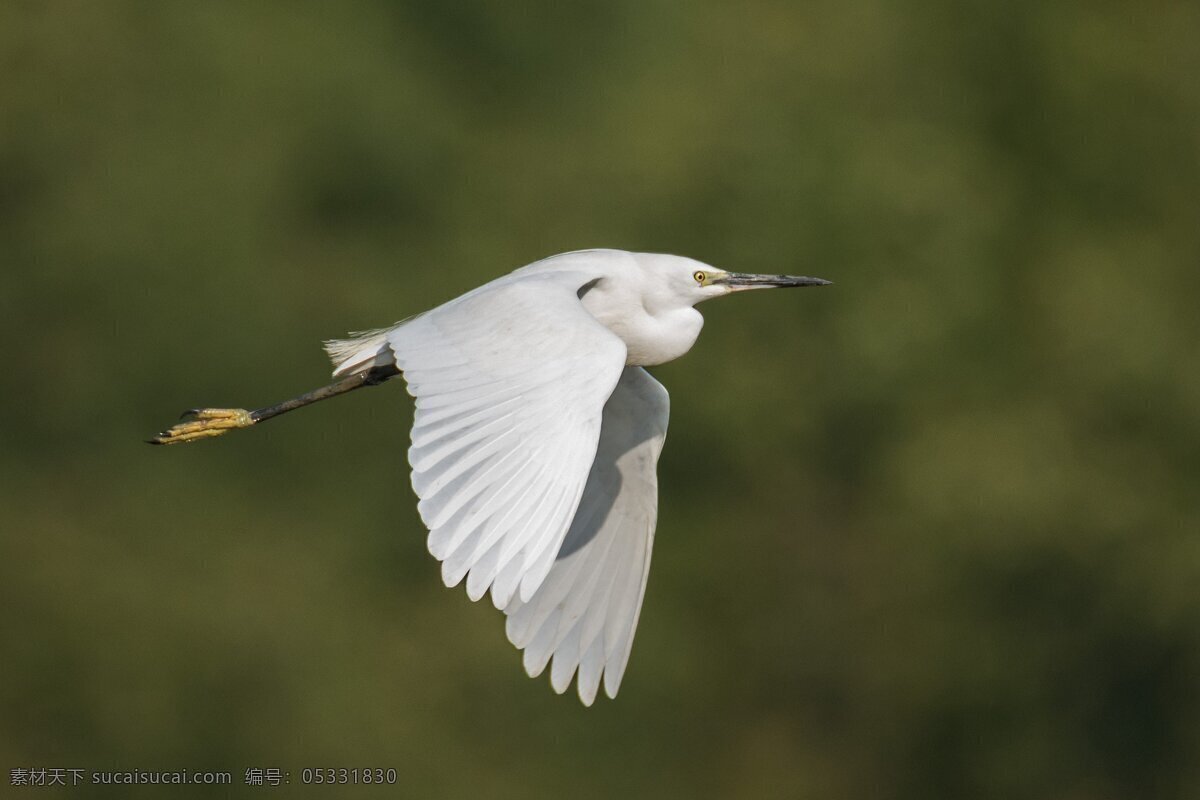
[715,273,832,290]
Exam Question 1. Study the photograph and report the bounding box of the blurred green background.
[2,1,1198,797]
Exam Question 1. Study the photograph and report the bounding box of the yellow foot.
[148,408,255,445]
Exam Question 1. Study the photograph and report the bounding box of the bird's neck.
[582,287,704,366]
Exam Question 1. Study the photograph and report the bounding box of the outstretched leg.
[148,364,400,445]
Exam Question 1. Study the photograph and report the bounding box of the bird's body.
[151,248,829,705]
[328,250,711,372]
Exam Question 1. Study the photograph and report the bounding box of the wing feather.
[504,366,670,705]
[386,271,626,607]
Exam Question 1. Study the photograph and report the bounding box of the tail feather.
[323,327,395,376]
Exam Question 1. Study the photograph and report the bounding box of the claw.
[149,408,255,445]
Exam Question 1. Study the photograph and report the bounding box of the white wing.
[386,271,627,608]
[504,366,669,705]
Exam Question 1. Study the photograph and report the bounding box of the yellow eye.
[693,270,707,284]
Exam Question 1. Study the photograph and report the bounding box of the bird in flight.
[150,249,830,705]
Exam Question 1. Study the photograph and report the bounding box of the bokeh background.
[3,1,1198,797]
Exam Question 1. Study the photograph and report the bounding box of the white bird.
[150,249,830,705]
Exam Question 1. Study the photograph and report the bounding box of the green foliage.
[2,2,1197,797]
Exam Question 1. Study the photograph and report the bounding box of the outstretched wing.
[386,271,627,609]
[504,366,670,705]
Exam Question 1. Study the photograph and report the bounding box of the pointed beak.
[714,273,833,291]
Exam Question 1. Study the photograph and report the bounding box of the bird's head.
[634,253,831,308]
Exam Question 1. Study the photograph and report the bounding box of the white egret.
[150,249,830,705]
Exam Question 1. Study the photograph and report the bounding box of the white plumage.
[321,249,828,704]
